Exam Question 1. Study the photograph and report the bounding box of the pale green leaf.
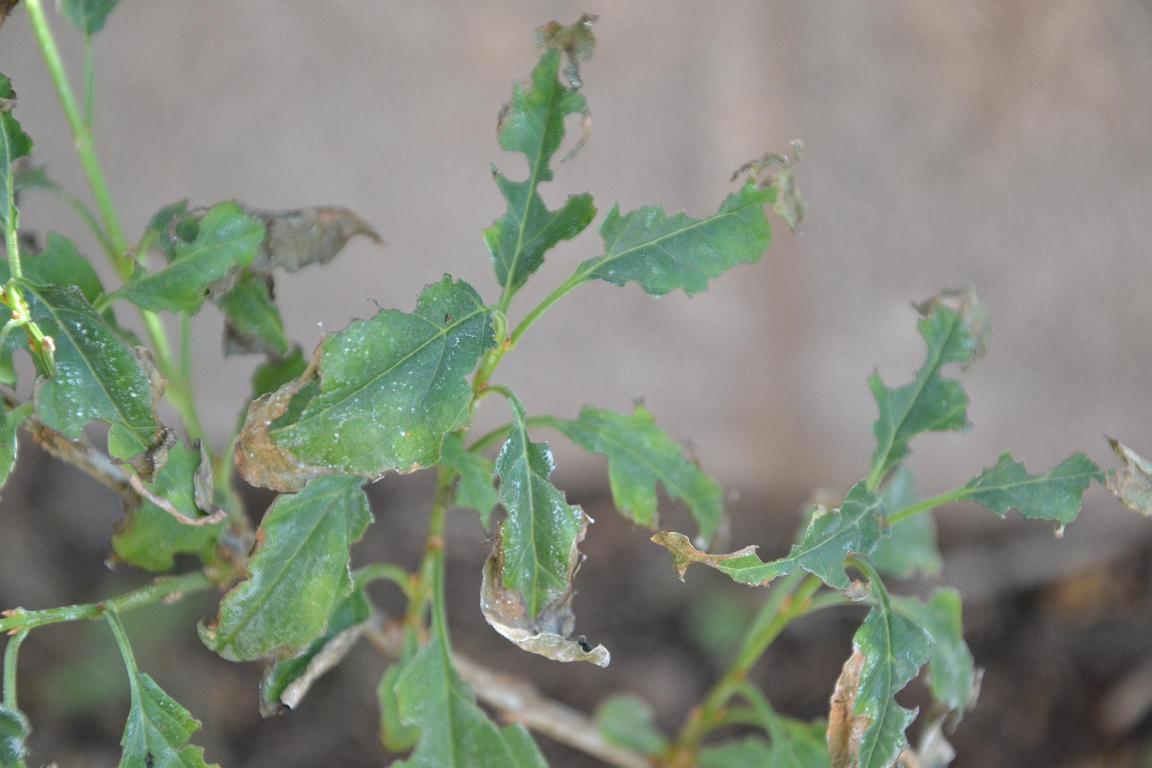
[393,634,546,768]
[652,482,885,590]
[59,0,121,35]
[216,270,291,358]
[698,737,774,768]
[576,181,773,297]
[238,276,495,492]
[111,443,224,572]
[378,663,419,753]
[440,432,497,527]
[116,202,264,313]
[868,290,989,487]
[700,725,829,768]
[1106,438,1152,516]
[118,673,216,768]
[0,704,30,768]
[594,694,667,757]
[872,467,941,579]
[892,589,974,713]
[199,476,371,661]
[962,452,1101,526]
[556,404,725,543]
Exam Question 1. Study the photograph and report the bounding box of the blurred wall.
[2,1,1150,541]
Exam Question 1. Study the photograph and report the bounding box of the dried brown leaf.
[828,649,867,768]
[1106,437,1152,516]
[249,206,381,274]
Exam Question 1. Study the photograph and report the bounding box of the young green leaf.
[594,694,667,757]
[59,0,121,36]
[111,443,225,573]
[392,634,547,768]
[1105,438,1152,516]
[115,202,264,314]
[872,467,941,579]
[962,452,1102,527]
[652,482,886,591]
[0,73,32,232]
[555,404,725,543]
[867,289,989,489]
[216,270,291,359]
[378,662,420,753]
[199,476,371,661]
[574,180,773,297]
[236,276,495,492]
[829,598,932,768]
[0,704,30,768]
[891,589,975,714]
[0,403,31,494]
[486,46,595,300]
[439,432,498,527]
[260,586,371,717]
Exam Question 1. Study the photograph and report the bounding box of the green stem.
[0,570,214,634]
[405,467,455,642]
[103,609,143,706]
[354,563,413,598]
[82,38,96,130]
[2,629,28,708]
[887,485,970,526]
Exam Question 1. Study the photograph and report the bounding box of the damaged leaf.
[556,404,725,543]
[962,452,1101,527]
[868,289,989,489]
[652,482,886,591]
[237,276,495,492]
[248,206,379,274]
[1105,438,1152,516]
[199,476,371,661]
[891,589,975,714]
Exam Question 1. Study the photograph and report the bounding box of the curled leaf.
[248,206,380,274]
[1106,438,1152,516]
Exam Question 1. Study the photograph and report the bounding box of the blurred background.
[1,1,1151,766]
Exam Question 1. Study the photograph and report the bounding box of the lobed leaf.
[59,0,120,36]
[594,694,667,757]
[111,443,225,572]
[216,270,291,359]
[115,202,264,314]
[486,47,595,297]
[236,276,495,492]
[652,482,886,591]
[199,476,371,661]
[392,634,547,767]
[439,432,498,527]
[1105,438,1152,516]
[576,180,773,297]
[556,404,725,543]
[872,467,941,579]
[868,290,989,488]
[118,673,216,768]
[962,452,1101,528]
[891,589,975,714]
[0,704,30,768]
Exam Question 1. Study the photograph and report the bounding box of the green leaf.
[652,482,886,591]
[486,46,595,298]
[118,673,215,768]
[0,403,31,493]
[250,346,307,400]
[0,704,30,768]
[199,475,371,661]
[260,586,371,717]
[699,721,829,768]
[236,276,495,492]
[393,634,546,767]
[1106,438,1152,516]
[378,663,420,753]
[115,202,264,314]
[575,180,773,297]
[962,452,1102,527]
[867,290,989,488]
[872,467,941,579]
[111,443,225,572]
[698,737,774,768]
[594,694,667,757]
[829,599,931,768]
[59,0,121,35]
[891,589,975,713]
[555,404,725,543]
[493,398,584,617]
[440,432,498,527]
[0,73,32,232]
[216,270,291,358]
[24,233,107,305]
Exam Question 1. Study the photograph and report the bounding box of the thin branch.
[363,619,649,768]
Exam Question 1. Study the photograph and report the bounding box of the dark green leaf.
[440,432,497,527]
[236,276,495,492]
[260,587,371,717]
[652,483,886,590]
[24,233,107,304]
[892,589,975,713]
[59,0,120,35]
[393,634,546,767]
[115,202,264,313]
[556,404,725,543]
[868,290,989,488]
[0,73,32,233]
[872,467,941,579]
[118,673,216,768]
[962,452,1102,527]
[1106,438,1152,516]
[250,346,307,400]
[216,270,291,358]
[199,476,371,661]
[111,443,225,572]
[576,181,773,297]
[0,704,30,768]
[486,47,594,296]
[594,694,667,756]
[0,403,30,493]
[141,200,191,260]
